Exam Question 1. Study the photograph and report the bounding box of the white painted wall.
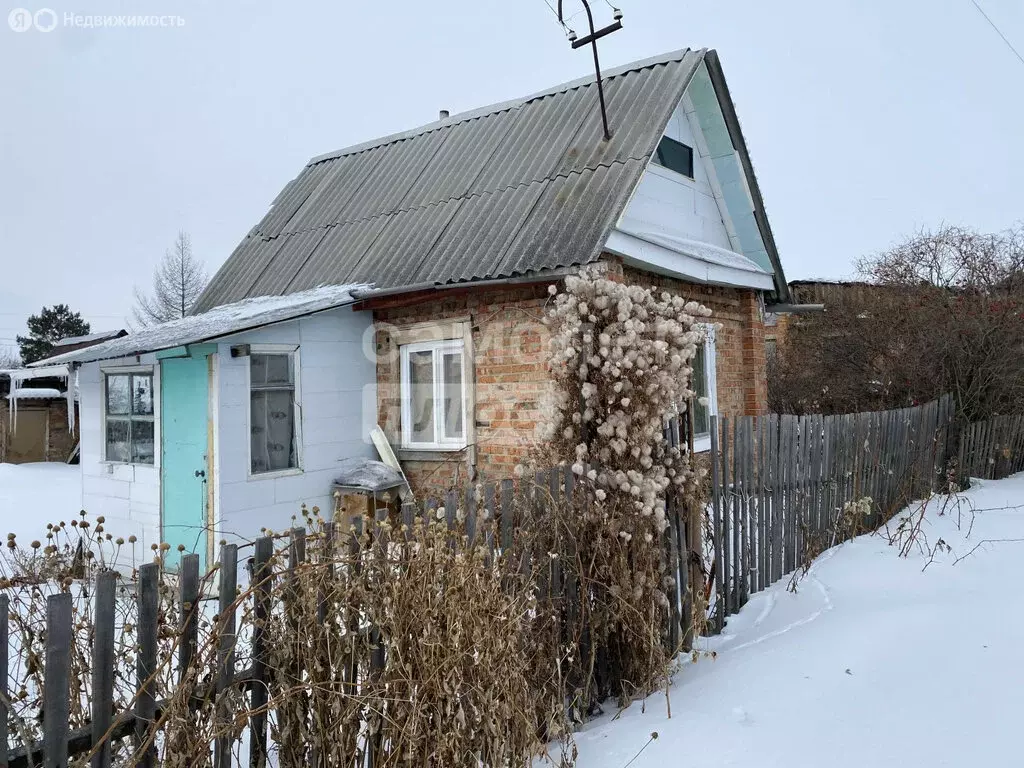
[77,306,377,554]
[619,97,734,250]
[214,306,376,545]
[79,353,162,553]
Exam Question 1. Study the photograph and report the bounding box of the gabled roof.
[194,48,788,313]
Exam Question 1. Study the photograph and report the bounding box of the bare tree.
[133,231,209,326]
[0,347,21,369]
[770,224,1024,423]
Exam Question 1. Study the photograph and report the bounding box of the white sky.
[1,0,1022,354]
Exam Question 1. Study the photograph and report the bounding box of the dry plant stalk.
[531,274,710,707]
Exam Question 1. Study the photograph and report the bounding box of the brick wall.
[371,262,768,497]
[612,261,767,418]
[372,283,554,496]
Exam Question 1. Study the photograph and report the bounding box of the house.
[41,47,798,562]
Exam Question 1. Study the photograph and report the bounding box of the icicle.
[67,368,77,434]
[8,370,23,434]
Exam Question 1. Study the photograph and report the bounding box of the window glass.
[132,375,154,415]
[106,375,130,415]
[654,135,694,178]
[691,344,710,437]
[442,351,464,440]
[249,353,299,474]
[132,421,155,464]
[409,349,435,444]
[105,420,130,463]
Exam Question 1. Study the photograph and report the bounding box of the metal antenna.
[557,1,623,140]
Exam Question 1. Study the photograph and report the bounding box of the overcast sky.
[1,0,1021,355]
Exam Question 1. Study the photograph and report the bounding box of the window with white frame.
[249,350,300,474]
[690,325,718,441]
[104,372,155,464]
[400,339,467,449]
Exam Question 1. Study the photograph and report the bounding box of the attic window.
[653,136,694,179]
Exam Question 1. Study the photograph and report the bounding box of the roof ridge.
[307,48,702,166]
[251,155,652,243]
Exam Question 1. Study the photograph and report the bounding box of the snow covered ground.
[0,462,82,544]
[552,476,1024,768]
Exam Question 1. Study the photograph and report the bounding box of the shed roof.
[37,284,367,367]
[52,329,128,349]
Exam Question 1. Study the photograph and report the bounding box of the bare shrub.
[770,224,1024,422]
[0,506,573,767]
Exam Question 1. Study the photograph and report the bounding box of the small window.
[690,326,718,440]
[104,372,155,464]
[653,135,694,178]
[249,351,300,474]
[400,339,467,450]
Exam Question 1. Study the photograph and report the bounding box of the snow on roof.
[37,283,370,367]
[5,388,64,400]
[0,364,70,380]
[52,329,127,348]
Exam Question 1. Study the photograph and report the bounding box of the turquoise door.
[161,351,211,570]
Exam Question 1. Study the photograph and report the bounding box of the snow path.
[548,476,1024,768]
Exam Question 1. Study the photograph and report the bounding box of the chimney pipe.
[439,109,450,120]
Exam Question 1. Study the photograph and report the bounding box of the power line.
[970,0,1024,67]
[541,0,587,32]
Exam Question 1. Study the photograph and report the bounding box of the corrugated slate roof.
[193,49,708,313]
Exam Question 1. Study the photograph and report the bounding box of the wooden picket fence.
[0,424,697,767]
[4,397,992,764]
[957,413,1024,482]
[707,394,955,629]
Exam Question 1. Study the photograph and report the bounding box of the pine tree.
[132,231,209,326]
[16,305,91,364]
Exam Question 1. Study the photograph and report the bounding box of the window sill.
[692,435,712,455]
[396,448,466,462]
[248,468,304,481]
[101,461,156,469]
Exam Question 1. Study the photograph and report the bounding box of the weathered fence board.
[708,395,954,627]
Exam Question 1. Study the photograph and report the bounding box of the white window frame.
[246,344,303,479]
[691,324,719,453]
[400,338,468,451]
[102,368,156,465]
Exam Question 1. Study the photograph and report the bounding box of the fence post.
[43,592,72,768]
[249,537,273,768]
[719,416,731,620]
[178,554,200,681]
[90,570,116,768]
[709,415,724,632]
[214,545,238,768]
[135,563,158,768]
[0,593,8,768]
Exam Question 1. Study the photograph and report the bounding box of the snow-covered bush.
[533,274,711,704]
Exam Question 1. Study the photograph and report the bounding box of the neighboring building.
[42,47,802,560]
[49,329,128,358]
[0,365,79,464]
